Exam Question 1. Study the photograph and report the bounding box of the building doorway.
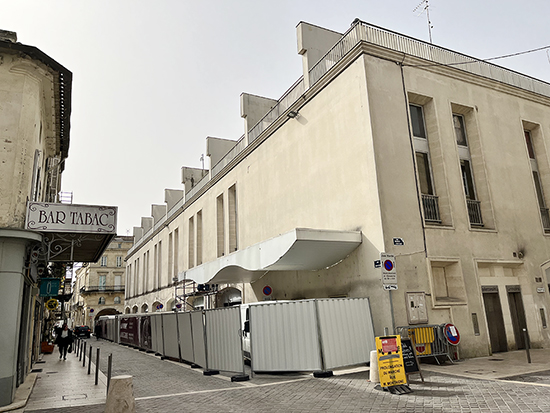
[482,286,507,353]
[507,286,528,350]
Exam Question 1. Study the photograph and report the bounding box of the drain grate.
[31,369,43,373]
[489,358,504,361]
[464,369,497,375]
[62,394,88,401]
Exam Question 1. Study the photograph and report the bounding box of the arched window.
[98,297,106,305]
[114,296,121,304]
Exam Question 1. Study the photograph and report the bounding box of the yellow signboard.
[376,335,407,388]
[45,298,59,310]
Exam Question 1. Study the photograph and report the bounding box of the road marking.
[135,377,312,401]
[494,378,550,388]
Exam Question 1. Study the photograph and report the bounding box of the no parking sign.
[443,323,460,345]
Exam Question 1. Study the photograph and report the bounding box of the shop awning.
[180,228,362,285]
[25,202,117,262]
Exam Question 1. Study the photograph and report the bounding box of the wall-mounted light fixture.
[287,110,299,119]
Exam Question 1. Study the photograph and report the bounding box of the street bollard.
[88,346,92,374]
[105,375,136,413]
[79,340,82,361]
[369,350,379,383]
[523,328,531,363]
[83,341,87,367]
[107,353,112,395]
[95,348,100,385]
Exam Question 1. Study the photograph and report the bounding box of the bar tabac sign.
[26,202,117,234]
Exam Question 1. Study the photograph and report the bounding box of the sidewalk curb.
[0,373,37,412]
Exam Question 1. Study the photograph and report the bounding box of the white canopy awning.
[180,228,362,285]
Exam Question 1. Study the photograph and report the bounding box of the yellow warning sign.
[376,335,407,388]
[45,298,58,310]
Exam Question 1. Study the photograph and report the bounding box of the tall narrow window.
[410,104,440,223]
[453,114,468,146]
[454,113,482,226]
[115,275,122,291]
[460,160,476,200]
[229,185,238,252]
[142,252,147,293]
[135,258,139,296]
[416,152,434,195]
[125,264,131,299]
[99,275,106,291]
[168,232,173,282]
[525,129,550,231]
[173,228,179,279]
[100,256,108,267]
[188,216,195,268]
[217,194,225,257]
[157,241,162,288]
[410,104,427,138]
[196,211,203,265]
[154,244,158,289]
[116,256,122,267]
[145,251,150,291]
[525,131,535,159]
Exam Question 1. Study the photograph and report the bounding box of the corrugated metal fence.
[250,297,376,372]
[98,297,375,375]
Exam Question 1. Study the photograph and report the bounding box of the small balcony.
[467,199,483,227]
[421,194,441,223]
[540,207,550,232]
[80,285,124,294]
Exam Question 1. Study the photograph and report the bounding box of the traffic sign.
[380,253,397,285]
[45,298,58,310]
[263,285,272,296]
[383,284,398,291]
[443,323,460,345]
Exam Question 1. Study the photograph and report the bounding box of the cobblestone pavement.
[26,339,550,412]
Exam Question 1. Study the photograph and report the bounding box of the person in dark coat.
[54,323,73,360]
[94,323,101,340]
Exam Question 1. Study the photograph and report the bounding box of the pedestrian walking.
[94,323,101,340]
[54,323,73,360]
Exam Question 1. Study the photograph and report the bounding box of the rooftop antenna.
[414,0,433,43]
[200,154,204,170]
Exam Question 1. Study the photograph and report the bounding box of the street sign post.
[380,253,397,287]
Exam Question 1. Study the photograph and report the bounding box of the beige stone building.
[126,19,550,359]
[0,30,72,406]
[71,236,133,327]
[0,30,117,407]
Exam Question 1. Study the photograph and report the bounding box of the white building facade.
[126,20,550,359]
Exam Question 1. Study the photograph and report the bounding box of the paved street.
[18,339,550,412]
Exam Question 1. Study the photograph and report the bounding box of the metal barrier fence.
[395,324,454,364]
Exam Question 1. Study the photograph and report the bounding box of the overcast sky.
[3,1,550,235]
